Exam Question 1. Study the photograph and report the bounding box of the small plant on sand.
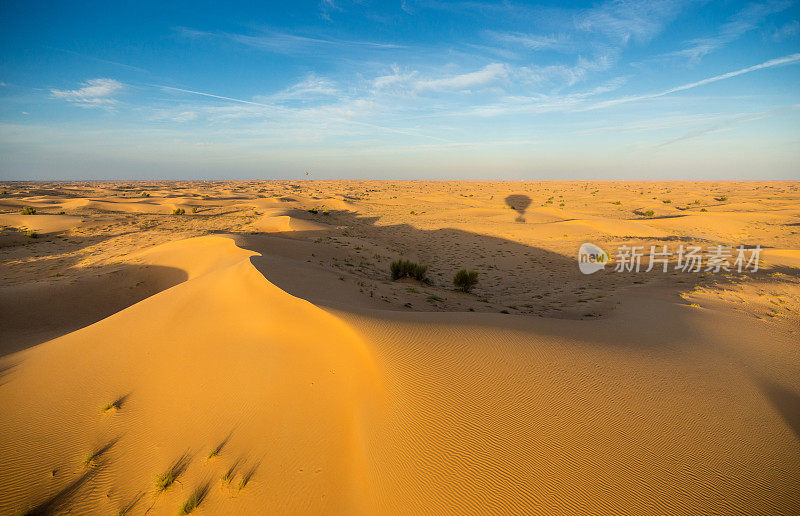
[191,207,198,213]
[26,230,38,238]
[700,208,708,212]
[453,269,479,293]
[715,195,728,202]
[662,199,671,204]
[155,457,190,493]
[102,400,121,412]
[390,259,428,282]
[643,210,655,217]
[180,486,208,515]
[172,208,185,215]
[308,208,318,214]
[83,451,101,467]
[20,206,36,215]
[612,200,621,205]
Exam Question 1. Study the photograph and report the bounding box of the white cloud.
[415,63,507,91]
[486,31,575,52]
[518,54,615,86]
[575,0,687,44]
[171,111,198,122]
[51,78,124,108]
[373,65,418,89]
[260,74,338,103]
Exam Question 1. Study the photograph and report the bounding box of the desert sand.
[0,180,798,514]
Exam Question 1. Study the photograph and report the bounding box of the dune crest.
[0,235,381,515]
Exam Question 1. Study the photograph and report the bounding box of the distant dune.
[1,180,798,514]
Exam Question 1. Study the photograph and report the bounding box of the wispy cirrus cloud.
[670,0,793,64]
[485,31,575,52]
[575,0,688,44]
[259,73,339,103]
[50,78,124,108]
[772,19,800,40]
[415,63,508,91]
[176,26,403,55]
[517,53,616,87]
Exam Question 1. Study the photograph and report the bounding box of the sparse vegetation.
[102,400,121,412]
[191,207,198,213]
[390,259,428,282]
[308,208,318,214]
[715,195,728,202]
[453,268,479,293]
[83,451,100,467]
[662,199,671,204]
[643,210,655,217]
[172,208,185,215]
[180,487,208,515]
[27,230,38,238]
[156,471,177,492]
[612,200,621,205]
[20,206,36,215]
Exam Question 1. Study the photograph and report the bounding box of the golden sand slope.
[1,234,798,514]
[0,236,379,514]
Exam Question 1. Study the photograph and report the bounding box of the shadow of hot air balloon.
[505,194,532,223]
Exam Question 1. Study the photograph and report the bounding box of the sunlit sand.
[0,180,798,514]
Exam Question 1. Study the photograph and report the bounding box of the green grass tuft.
[453,269,479,293]
[390,259,428,282]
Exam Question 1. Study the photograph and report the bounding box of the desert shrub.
[57,211,66,215]
[715,195,728,202]
[662,199,671,204]
[27,230,38,238]
[390,259,428,281]
[173,208,185,215]
[453,268,478,293]
[20,206,36,215]
[643,210,655,217]
[191,207,198,213]
[308,208,318,214]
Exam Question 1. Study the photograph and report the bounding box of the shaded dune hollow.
[0,233,798,514]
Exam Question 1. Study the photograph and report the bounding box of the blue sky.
[1,0,798,179]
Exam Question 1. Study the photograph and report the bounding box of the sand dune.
[0,214,82,234]
[0,180,798,514]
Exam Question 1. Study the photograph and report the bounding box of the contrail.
[583,52,800,111]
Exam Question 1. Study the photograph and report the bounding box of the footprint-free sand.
[1,180,798,514]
